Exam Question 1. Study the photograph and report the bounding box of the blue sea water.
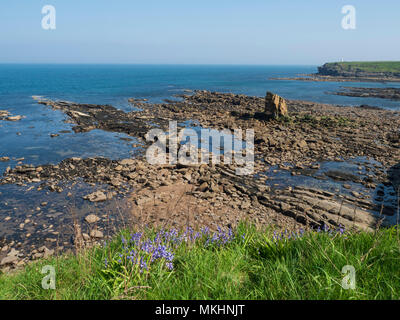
[1,64,400,173]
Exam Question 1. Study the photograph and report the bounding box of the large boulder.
[265,92,288,119]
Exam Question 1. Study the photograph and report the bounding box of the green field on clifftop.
[322,61,400,74]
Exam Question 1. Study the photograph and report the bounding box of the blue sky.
[0,0,399,64]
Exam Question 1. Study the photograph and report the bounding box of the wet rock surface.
[270,74,400,83]
[331,87,400,101]
[35,98,154,138]
[0,110,24,122]
[0,182,134,272]
[1,90,400,271]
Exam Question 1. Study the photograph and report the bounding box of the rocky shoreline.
[1,90,399,271]
[330,87,400,101]
[270,74,400,83]
[271,62,400,83]
[317,62,400,80]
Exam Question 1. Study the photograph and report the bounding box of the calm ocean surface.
[1,64,399,172]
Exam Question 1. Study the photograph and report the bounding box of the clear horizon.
[1,0,399,64]
[0,61,399,66]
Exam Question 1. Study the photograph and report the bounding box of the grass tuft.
[1,224,399,300]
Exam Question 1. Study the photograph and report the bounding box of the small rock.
[82,233,90,241]
[197,182,209,192]
[85,214,100,224]
[32,253,43,260]
[90,230,104,239]
[120,159,135,166]
[351,191,360,198]
[43,248,54,259]
[0,248,20,266]
[84,191,107,202]
[0,255,18,266]
[6,115,23,121]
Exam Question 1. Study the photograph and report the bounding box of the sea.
[0,64,399,246]
[1,64,400,172]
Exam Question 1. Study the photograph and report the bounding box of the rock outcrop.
[318,62,400,79]
[265,92,288,119]
[332,87,400,101]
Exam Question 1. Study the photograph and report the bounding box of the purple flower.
[201,227,210,235]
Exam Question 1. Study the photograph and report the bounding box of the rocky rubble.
[331,87,400,101]
[0,110,24,121]
[32,91,400,174]
[1,90,399,270]
[1,153,396,235]
[35,99,153,137]
[4,91,399,217]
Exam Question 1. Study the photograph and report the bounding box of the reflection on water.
[1,65,400,254]
[0,181,133,255]
[260,157,397,212]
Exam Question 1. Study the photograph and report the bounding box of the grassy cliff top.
[1,224,399,300]
[320,61,400,74]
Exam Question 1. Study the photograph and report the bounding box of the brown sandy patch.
[129,180,298,232]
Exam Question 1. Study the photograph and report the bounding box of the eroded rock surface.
[1,90,400,270]
[265,92,288,119]
[332,87,400,101]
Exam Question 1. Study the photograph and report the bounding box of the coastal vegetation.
[318,61,400,78]
[0,224,399,300]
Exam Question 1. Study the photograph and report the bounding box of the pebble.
[90,230,104,239]
[85,214,100,224]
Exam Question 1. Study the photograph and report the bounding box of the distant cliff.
[317,62,400,79]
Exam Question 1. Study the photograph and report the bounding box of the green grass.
[277,114,356,128]
[323,61,400,74]
[1,224,399,300]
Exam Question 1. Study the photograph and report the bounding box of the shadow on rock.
[387,162,400,221]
